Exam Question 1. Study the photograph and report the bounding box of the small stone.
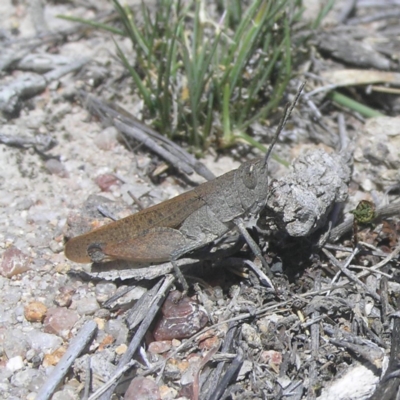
[75,296,100,316]
[28,330,63,354]
[148,341,172,355]
[43,308,79,336]
[115,344,127,355]
[124,377,161,400]
[237,360,253,381]
[95,174,119,192]
[52,388,78,400]
[94,127,118,150]
[159,385,177,400]
[24,301,47,322]
[98,334,114,351]
[45,159,69,178]
[260,350,282,373]
[25,349,37,362]
[0,246,31,277]
[49,239,63,254]
[94,308,111,319]
[198,334,219,350]
[54,286,75,307]
[3,330,29,358]
[241,323,261,348]
[95,281,117,303]
[11,368,46,391]
[171,339,181,347]
[153,291,208,341]
[43,347,66,367]
[163,360,182,380]
[94,317,106,330]
[6,355,24,372]
[105,319,128,344]
[180,359,200,386]
[89,350,116,390]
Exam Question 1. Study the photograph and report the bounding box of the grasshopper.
[65,84,304,290]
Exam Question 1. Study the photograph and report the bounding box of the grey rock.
[95,281,117,304]
[28,330,63,354]
[75,296,100,316]
[3,330,29,359]
[10,368,45,391]
[105,318,129,344]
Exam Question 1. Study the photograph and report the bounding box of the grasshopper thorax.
[235,157,269,217]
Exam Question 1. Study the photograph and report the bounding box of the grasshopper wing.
[65,190,204,263]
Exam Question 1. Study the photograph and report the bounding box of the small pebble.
[25,349,37,362]
[94,126,118,150]
[98,334,114,351]
[241,323,262,348]
[94,317,106,330]
[124,377,161,400]
[28,330,63,354]
[75,296,100,316]
[198,334,219,350]
[3,330,29,358]
[95,281,117,303]
[24,301,47,322]
[105,319,128,344]
[115,344,127,355]
[89,350,116,389]
[153,291,208,341]
[43,308,79,336]
[54,286,75,308]
[94,308,111,319]
[45,159,69,178]
[51,387,77,400]
[43,347,66,367]
[11,368,46,391]
[148,341,172,355]
[6,355,24,372]
[159,385,177,400]
[0,246,31,277]
[95,174,119,191]
[237,360,253,381]
[49,239,63,254]
[163,360,182,380]
[260,350,282,373]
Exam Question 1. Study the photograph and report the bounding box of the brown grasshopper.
[65,84,304,290]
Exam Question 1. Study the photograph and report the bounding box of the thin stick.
[92,274,175,400]
[35,320,97,400]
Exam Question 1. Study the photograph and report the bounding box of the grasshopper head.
[236,157,269,217]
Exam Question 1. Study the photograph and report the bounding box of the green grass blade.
[329,91,385,117]
[57,14,124,35]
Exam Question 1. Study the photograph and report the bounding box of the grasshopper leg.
[234,218,273,280]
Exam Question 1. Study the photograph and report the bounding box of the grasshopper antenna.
[264,81,306,166]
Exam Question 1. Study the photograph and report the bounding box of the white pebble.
[7,355,24,372]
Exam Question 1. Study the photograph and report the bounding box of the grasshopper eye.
[241,163,257,189]
[87,243,106,263]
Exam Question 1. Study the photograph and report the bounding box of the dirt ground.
[2,1,400,399]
